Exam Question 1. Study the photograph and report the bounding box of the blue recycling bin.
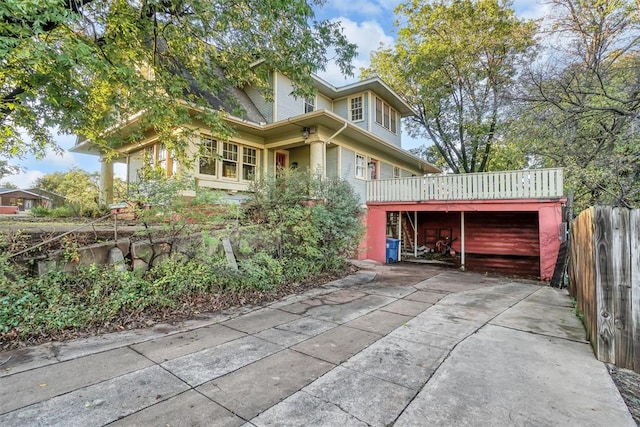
[386,238,400,264]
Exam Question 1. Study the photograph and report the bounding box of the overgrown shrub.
[0,171,364,343]
[29,206,51,217]
[245,169,364,271]
[50,206,74,218]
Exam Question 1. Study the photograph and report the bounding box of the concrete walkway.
[0,264,634,426]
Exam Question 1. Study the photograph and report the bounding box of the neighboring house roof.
[27,188,67,200]
[0,188,51,199]
[311,75,415,117]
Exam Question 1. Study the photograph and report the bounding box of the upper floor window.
[350,96,363,122]
[355,153,366,179]
[375,96,398,134]
[304,96,315,113]
[393,166,401,178]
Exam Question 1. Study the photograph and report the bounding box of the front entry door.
[275,151,288,176]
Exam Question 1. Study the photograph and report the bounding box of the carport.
[363,169,567,281]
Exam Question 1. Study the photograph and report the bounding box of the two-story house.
[70,71,568,281]
[71,72,439,203]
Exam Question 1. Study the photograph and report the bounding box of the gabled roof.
[311,75,415,117]
[0,188,51,199]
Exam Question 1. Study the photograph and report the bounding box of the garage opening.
[387,210,541,278]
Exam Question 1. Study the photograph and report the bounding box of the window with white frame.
[198,138,258,181]
[157,144,168,171]
[144,145,155,169]
[393,166,401,178]
[355,153,366,179]
[199,137,217,176]
[375,96,397,134]
[350,96,363,121]
[222,142,238,179]
[304,96,315,113]
[242,147,257,180]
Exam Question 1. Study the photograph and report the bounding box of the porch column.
[99,157,114,206]
[309,139,325,178]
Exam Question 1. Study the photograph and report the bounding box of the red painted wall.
[365,199,565,280]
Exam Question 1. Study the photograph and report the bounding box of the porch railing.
[367,168,564,202]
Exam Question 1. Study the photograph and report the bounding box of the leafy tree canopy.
[33,168,126,214]
[517,0,640,209]
[1,0,356,162]
[364,0,536,173]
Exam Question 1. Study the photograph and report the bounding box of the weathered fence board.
[570,206,639,373]
[569,208,597,350]
[631,209,640,372]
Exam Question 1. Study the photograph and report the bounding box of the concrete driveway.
[0,264,634,426]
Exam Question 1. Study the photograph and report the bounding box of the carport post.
[397,211,402,262]
[461,211,466,271]
[414,211,418,258]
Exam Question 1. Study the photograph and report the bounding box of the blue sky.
[2,0,550,188]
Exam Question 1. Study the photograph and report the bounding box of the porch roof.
[226,110,440,174]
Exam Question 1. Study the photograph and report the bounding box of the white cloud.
[4,169,45,189]
[42,146,80,169]
[512,0,551,21]
[318,17,395,85]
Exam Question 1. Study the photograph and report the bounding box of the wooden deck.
[367,168,564,203]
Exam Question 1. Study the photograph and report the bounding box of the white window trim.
[349,95,364,123]
[197,137,260,183]
[198,137,218,177]
[304,95,316,114]
[355,153,367,180]
[375,96,398,134]
[393,166,401,179]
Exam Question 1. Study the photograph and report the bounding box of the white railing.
[367,168,564,202]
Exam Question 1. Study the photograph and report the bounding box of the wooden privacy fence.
[568,206,640,373]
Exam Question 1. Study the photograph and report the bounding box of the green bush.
[245,170,364,268]
[50,206,75,218]
[0,171,364,343]
[29,206,51,217]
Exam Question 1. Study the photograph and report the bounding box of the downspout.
[323,122,348,178]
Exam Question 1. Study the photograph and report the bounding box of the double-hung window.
[375,97,398,134]
[157,144,168,172]
[350,96,363,122]
[199,137,217,176]
[304,96,315,113]
[222,143,238,179]
[243,147,257,181]
[355,154,366,179]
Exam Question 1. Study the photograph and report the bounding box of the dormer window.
[350,96,363,122]
[304,96,315,113]
[375,96,397,134]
